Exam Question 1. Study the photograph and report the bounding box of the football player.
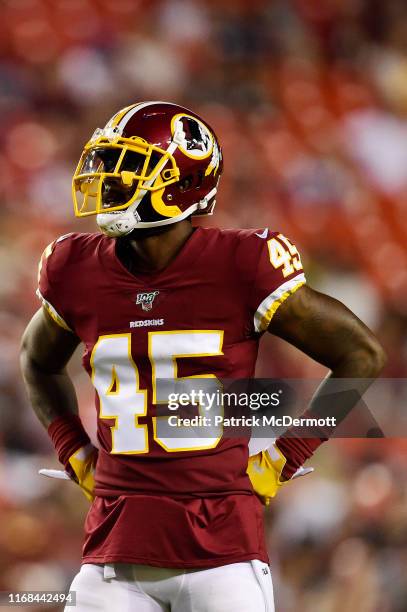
[20,102,386,611]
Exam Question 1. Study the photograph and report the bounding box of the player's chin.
[126,220,193,240]
[124,225,173,240]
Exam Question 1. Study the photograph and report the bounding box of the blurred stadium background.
[1,0,407,610]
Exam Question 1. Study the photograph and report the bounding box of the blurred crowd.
[1,0,407,610]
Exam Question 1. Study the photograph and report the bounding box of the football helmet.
[72,101,223,236]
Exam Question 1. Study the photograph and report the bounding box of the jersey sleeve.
[250,231,306,334]
[37,235,74,332]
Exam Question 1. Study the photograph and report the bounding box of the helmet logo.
[205,140,221,177]
[135,290,159,311]
[172,114,213,159]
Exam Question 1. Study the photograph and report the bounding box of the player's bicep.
[267,285,383,372]
[21,307,80,374]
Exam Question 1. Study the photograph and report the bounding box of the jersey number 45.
[91,330,224,454]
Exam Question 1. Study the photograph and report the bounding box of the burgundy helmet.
[72,101,223,236]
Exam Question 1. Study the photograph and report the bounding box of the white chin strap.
[96,187,217,237]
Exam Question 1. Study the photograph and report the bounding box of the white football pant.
[66,560,274,611]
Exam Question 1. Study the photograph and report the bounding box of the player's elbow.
[347,335,387,378]
[364,339,387,376]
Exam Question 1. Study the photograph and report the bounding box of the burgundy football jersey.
[37,227,305,568]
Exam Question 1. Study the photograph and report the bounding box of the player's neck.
[123,220,195,274]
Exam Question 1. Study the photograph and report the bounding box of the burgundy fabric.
[48,413,90,468]
[39,227,305,568]
[83,493,267,569]
[276,407,331,480]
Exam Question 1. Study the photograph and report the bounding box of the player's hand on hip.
[39,443,98,502]
[247,444,313,506]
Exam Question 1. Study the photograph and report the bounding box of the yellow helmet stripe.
[150,174,182,217]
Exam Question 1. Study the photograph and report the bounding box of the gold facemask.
[72,133,180,217]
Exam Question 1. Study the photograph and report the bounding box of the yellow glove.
[67,443,98,501]
[39,443,97,502]
[247,444,313,506]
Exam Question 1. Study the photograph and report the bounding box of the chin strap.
[196,187,217,214]
[97,186,218,236]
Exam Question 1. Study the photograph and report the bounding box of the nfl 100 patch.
[135,290,159,312]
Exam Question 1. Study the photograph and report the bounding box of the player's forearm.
[275,351,386,479]
[270,285,387,477]
[21,347,93,483]
[270,283,386,423]
[20,352,79,428]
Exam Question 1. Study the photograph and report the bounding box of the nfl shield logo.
[136,290,159,311]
